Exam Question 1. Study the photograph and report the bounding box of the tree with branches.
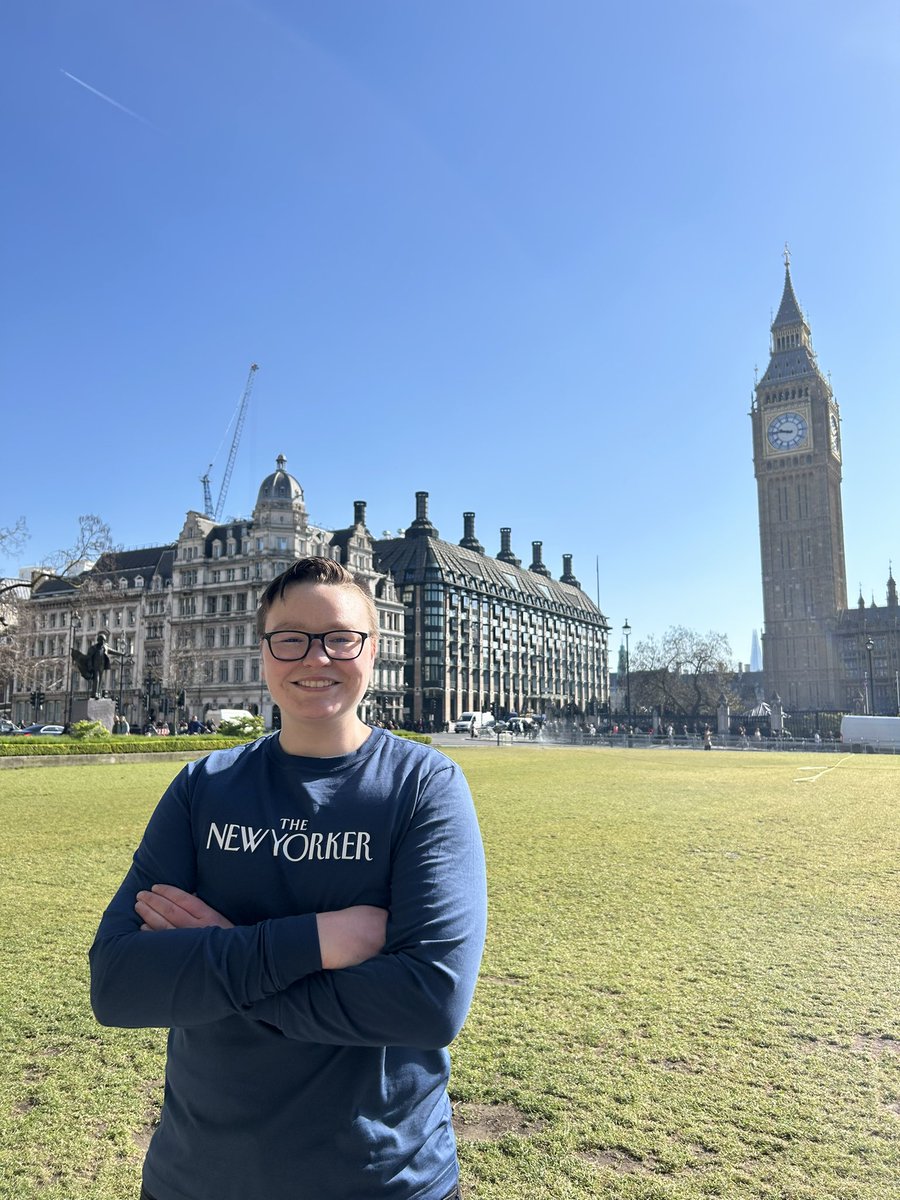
[0,517,27,559]
[629,626,738,718]
[167,628,206,726]
[0,514,113,601]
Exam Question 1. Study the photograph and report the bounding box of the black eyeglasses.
[261,629,370,661]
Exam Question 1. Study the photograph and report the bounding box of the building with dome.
[9,458,609,730]
[13,457,406,729]
[752,254,900,714]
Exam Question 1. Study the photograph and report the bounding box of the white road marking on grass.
[794,755,853,783]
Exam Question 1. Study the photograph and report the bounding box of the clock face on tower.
[766,410,809,452]
[829,412,841,458]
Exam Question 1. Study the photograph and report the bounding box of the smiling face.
[261,581,377,757]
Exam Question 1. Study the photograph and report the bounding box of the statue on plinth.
[71,633,128,699]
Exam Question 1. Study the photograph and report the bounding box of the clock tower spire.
[751,255,848,709]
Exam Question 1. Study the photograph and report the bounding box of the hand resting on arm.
[136,884,388,970]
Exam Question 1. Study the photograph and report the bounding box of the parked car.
[16,723,65,736]
[505,717,534,735]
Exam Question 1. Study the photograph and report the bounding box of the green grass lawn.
[1,748,898,1198]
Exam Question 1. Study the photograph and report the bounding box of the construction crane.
[201,363,259,521]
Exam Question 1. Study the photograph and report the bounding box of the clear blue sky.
[3,0,900,665]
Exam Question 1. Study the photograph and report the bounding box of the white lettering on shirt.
[205,821,373,861]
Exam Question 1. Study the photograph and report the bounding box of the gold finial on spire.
[783,242,791,267]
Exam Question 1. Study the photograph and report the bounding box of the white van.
[206,708,255,729]
[840,714,900,752]
[454,711,495,734]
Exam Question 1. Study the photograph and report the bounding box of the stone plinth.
[70,696,116,732]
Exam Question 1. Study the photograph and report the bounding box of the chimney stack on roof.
[459,512,484,554]
[560,553,580,588]
[497,527,521,568]
[405,491,438,538]
[530,541,551,577]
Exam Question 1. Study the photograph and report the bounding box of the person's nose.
[303,636,332,664]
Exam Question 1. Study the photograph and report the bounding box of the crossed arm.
[136,885,387,970]
[91,762,487,1047]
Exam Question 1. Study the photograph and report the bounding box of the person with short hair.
[90,557,487,1200]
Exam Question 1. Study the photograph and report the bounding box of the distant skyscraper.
[750,629,762,673]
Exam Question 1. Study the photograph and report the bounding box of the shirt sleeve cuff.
[264,913,322,989]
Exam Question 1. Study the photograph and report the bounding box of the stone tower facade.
[751,253,848,709]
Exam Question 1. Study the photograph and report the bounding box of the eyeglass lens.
[267,631,364,660]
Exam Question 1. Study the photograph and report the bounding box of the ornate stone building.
[752,255,900,713]
[10,462,609,729]
[833,578,900,715]
[14,458,405,729]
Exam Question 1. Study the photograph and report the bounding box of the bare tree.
[0,514,114,601]
[0,517,27,558]
[630,626,738,718]
[167,629,205,722]
[0,583,32,706]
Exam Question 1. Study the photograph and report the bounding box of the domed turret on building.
[255,454,306,513]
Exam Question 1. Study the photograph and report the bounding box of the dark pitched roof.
[374,534,607,623]
[32,545,176,598]
[758,344,823,388]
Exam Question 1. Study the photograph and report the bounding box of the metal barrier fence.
[489,729,867,752]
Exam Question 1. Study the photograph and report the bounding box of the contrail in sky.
[61,69,159,130]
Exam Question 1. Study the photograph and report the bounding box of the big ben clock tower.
[751,250,848,709]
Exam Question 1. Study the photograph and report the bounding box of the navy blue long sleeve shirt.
[90,728,487,1200]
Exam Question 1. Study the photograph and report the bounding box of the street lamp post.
[865,637,875,715]
[622,619,631,726]
[66,608,81,727]
[113,639,132,728]
[143,672,158,728]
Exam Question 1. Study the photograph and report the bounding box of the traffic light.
[36,691,45,707]
[30,691,37,706]
[177,690,186,708]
